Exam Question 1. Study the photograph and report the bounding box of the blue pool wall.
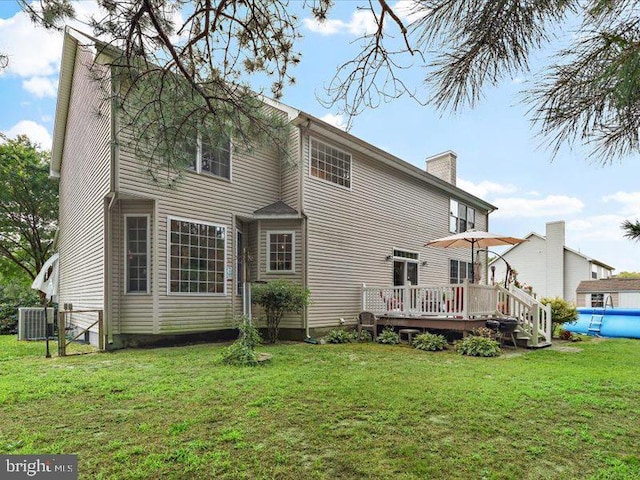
[564,307,640,338]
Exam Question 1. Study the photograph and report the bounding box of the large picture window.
[450,259,473,284]
[125,215,150,294]
[188,133,231,180]
[168,217,226,294]
[310,138,351,188]
[450,199,475,233]
[267,231,295,273]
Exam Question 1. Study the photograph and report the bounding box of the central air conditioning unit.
[18,308,54,341]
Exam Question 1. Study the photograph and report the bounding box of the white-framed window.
[450,199,475,233]
[450,259,473,284]
[167,217,226,295]
[309,137,351,189]
[591,264,598,279]
[125,215,150,294]
[267,231,295,273]
[591,293,604,307]
[188,133,232,180]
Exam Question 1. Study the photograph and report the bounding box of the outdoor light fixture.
[421,261,428,266]
[385,255,392,261]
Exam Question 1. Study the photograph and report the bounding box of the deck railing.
[362,281,552,346]
[496,285,552,346]
[362,280,496,319]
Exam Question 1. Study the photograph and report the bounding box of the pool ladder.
[587,295,613,336]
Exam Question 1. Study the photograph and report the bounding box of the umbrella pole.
[470,241,475,284]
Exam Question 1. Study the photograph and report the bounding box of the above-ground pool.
[564,307,640,339]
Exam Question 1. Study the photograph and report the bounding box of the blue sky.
[1,1,639,273]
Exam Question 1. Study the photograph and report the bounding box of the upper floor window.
[188,133,231,180]
[267,231,295,273]
[168,217,226,294]
[125,215,150,294]
[310,138,351,189]
[450,199,475,233]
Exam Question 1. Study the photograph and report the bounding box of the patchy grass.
[1,335,639,479]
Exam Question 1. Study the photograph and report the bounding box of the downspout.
[105,64,120,345]
[298,123,310,339]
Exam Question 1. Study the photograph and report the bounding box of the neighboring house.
[491,221,614,303]
[577,279,640,308]
[51,31,495,348]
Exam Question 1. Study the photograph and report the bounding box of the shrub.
[541,297,578,334]
[0,283,40,335]
[356,329,372,342]
[412,332,447,351]
[252,280,310,343]
[471,326,497,340]
[221,318,262,366]
[456,336,501,357]
[377,327,400,345]
[325,328,354,344]
[557,328,574,341]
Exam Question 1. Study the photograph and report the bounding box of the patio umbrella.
[425,230,527,283]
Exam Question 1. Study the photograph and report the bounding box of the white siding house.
[51,31,497,348]
[491,221,614,303]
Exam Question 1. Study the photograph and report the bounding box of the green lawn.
[1,336,639,479]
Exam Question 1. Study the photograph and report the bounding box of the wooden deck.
[362,280,553,347]
[378,314,490,335]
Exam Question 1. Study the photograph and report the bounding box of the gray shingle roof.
[577,278,640,293]
[253,200,298,216]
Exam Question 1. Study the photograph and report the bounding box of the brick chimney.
[426,151,457,185]
[545,221,565,298]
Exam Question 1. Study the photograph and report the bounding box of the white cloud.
[458,178,517,199]
[394,0,429,23]
[3,120,52,150]
[0,1,103,83]
[567,215,628,242]
[511,77,527,84]
[320,113,347,130]
[304,9,377,36]
[0,11,62,77]
[492,195,584,219]
[22,76,57,98]
[603,191,640,217]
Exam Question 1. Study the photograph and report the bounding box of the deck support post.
[462,279,469,319]
[58,311,65,357]
[530,305,539,347]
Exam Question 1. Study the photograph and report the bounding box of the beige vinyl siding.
[281,126,301,210]
[57,46,111,333]
[564,250,589,303]
[115,113,285,333]
[302,134,490,328]
[256,219,304,328]
[111,200,154,334]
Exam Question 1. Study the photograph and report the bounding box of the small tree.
[540,297,578,335]
[252,280,310,343]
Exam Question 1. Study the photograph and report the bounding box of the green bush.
[252,280,310,343]
[377,327,400,345]
[412,332,448,351]
[0,283,40,335]
[356,329,373,342]
[221,318,262,366]
[325,328,354,344]
[541,297,578,334]
[456,336,501,357]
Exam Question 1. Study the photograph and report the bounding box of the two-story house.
[490,221,614,303]
[52,31,496,348]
